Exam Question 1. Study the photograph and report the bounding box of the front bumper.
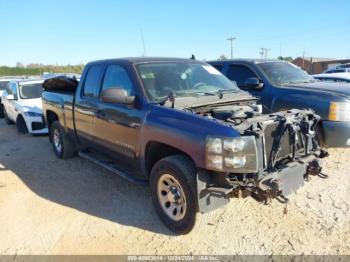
[322,121,350,148]
[24,116,48,134]
[197,152,322,213]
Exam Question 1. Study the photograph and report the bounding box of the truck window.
[227,65,257,88]
[83,65,103,98]
[101,65,134,96]
[211,64,223,72]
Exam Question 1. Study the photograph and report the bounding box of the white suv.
[1,79,48,134]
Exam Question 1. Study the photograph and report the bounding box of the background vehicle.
[42,57,325,234]
[323,68,350,74]
[1,79,48,134]
[313,73,350,83]
[0,78,15,118]
[209,59,350,148]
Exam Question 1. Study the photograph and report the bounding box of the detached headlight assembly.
[206,136,258,173]
[24,111,43,117]
[328,102,350,121]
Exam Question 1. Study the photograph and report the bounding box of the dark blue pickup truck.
[42,57,326,234]
[208,59,350,148]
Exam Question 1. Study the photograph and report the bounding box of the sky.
[0,0,349,66]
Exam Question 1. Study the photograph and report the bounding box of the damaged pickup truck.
[42,58,327,234]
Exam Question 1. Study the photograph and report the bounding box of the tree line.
[0,64,84,76]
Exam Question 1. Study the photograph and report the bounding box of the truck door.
[93,64,144,173]
[74,64,104,146]
[226,64,273,112]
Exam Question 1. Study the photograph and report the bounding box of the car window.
[101,65,134,96]
[83,65,103,98]
[5,82,12,94]
[226,65,257,87]
[11,83,18,99]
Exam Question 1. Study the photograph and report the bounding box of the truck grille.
[263,122,304,167]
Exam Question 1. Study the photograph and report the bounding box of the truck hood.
[288,81,350,99]
[20,98,43,113]
[171,90,257,109]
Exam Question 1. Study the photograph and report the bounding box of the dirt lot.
[0,119,349,255]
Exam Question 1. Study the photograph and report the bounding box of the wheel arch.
[46,110,59,140]
[144,141,197,177]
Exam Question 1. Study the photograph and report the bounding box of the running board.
[78,151,148,186]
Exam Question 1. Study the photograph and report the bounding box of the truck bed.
[42,90,75,131]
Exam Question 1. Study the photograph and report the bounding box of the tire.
[16,115,28,133]
[3,108,13,125]
[0,104,4,118]
[150,155,211,234]
[50,121,76,159]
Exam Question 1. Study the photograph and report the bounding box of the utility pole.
[259,48,269,59]
[302,50,305,69]
[227,37,236,59]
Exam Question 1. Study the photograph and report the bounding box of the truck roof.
[88,57,203,65]
[208,59,284,64]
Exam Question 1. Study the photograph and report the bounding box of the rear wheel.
[150,155,210,234]
[3,108,13,125]
[50,121,76,159]
[16,115,28,133]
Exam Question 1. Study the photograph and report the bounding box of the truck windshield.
[19,83,43,99]
[0,81,9,90]
[136,62,239,100]
[258,62,315,86]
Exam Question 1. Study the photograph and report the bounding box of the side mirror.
[244,77,264,89]
[6,94,15,100]
[101,88,135,105]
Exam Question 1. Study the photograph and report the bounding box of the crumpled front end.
[195,108,328,212]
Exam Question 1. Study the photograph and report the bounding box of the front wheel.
[50,121,76,159]
[150,155,208,234]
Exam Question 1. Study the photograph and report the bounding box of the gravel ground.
[0,119,349,255]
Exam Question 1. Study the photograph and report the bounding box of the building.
[292,57,350,74]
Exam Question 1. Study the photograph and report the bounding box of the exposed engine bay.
[189,101,329,205]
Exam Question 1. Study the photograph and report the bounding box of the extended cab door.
[74,64,104,146]
[93,64,144,173]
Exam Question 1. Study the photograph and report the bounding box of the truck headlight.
[206,136,258,173]
[329,102,350,121]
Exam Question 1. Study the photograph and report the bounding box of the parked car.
[208,59,350,148]
[323,68,350,74]
[42,57,326,234]
[313,73,350,83]
[1,79,48,134]
[0,79,10,118]
[335,63,350,70]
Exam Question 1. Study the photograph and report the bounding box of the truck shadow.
[0,122,173,235]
